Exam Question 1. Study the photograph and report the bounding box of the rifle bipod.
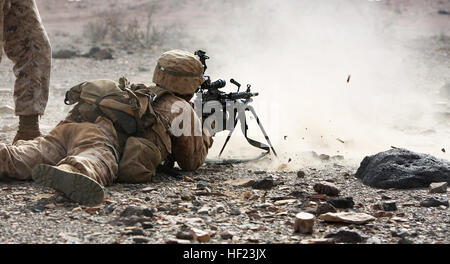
[205,103,277,165]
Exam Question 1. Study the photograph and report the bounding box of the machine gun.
[194,50,277,162]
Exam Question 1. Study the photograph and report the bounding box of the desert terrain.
[0,0,449,244]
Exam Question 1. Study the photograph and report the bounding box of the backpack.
[64,77,170,136]
[64,77,175,183]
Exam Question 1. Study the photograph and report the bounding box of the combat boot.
[13,115,42,143]
[32,164,105,205]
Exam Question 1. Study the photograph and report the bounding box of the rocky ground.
[0,162,448,244]
[0,0,449,244]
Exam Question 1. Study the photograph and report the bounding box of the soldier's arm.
[168,100,213,171]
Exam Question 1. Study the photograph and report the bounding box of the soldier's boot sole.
[32,164,105,205]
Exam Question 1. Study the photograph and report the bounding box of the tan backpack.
[64,77,169,136]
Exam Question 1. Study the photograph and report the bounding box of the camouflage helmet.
[152,50,204,95]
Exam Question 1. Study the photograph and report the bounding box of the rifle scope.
[202,79,226,90]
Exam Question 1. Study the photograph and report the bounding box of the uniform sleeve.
[168,100,213,171]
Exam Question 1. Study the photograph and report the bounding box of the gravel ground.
[0,162,448,244]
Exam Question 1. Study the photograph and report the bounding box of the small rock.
[310,194,329,201]
[215,205,225,213]
[274,199,298,206]
[372,204,383,210]
[315,203,337,216]
[306,201,318,208]
[85,205,102,214]
[319,212,376,224]
[72,207,82,212]
[105,204,116,214]
[120,206,153,217]
[366,237,383,244]
[130,228,146,236]
[313,182,340,196]
[197,206,210,215]
[289,190,310,198]
[44,203,55,210]
[247,236,259,243]
[301,238,335,244]
[132,236,150,244]
[141,187,156,193]
[226,178,255,187]
[242,192,253,199]
[85,47,113,60]
[391,230,409,238]
[176,231,193,240]
[381,195,392,200]
[294,212,315,234]
[252,177,275,190]
[189,228,210,243]
[373,211,394,218]
[52,49,77,59]
[165,239,191,244]
[297,171,306,178]
[141,222,153,229]
[184,176,194,182]
[429,182,447,193]
[197,182,211,189]
[118,215,153,226]
[420,197,449,207]
[328,197,354,209]
[391,216,408,222]
[382,201,398,211]
[230,208,241,215]
[220,231,233,240]
[398,237,414,244]
[0,212,10,219]
[325,229,364,243]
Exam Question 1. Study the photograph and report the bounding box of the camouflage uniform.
[0,117,119,186]
[0,93,212,183]
[0,0,51,116]
[154,94,213,171]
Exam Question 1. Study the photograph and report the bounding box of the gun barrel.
[228,92,259,100]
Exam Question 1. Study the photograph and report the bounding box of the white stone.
[319,212,376,224]
[294,212,315,234]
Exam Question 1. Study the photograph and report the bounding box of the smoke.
[176,0,449,170]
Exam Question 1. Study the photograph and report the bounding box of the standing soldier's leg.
[32,117,120,205]
[3,0,51,142]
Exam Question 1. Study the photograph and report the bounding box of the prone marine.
[0,50,213,205]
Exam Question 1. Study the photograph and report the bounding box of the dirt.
[0,0,449,244]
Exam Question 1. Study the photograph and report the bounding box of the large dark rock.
[355,148,450,189]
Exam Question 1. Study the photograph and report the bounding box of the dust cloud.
[180,0,449,170]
